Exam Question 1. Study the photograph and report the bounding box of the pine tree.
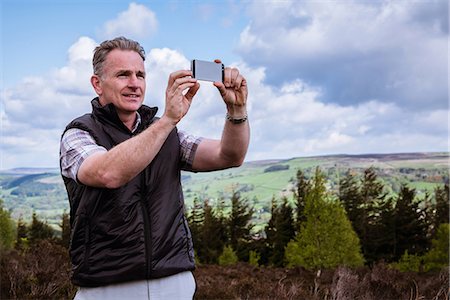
[392,185,429,259]
[28,212,54,245]
[360,167,388,264]
[433,184,449,229]
[60,211,71,249]
[339,170,363,233]
[199,199,226,264]
[228,191,254,261]
[261,196,278,266]
[375,196,396,262]
[285,168,364,270]
[16,216,28,249]
[187,197,204,256]
[270,197,295,267]
[293,169,309,231]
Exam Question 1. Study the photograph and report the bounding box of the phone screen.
[191,60,224,82]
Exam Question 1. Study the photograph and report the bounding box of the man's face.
[94,49,146,115]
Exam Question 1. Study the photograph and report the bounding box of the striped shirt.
[60,116,202,180]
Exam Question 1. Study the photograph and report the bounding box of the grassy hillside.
[0,152,448,229]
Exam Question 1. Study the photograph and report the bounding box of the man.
[59,37,249,299]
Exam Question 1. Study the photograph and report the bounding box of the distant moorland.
[0,152,448,230]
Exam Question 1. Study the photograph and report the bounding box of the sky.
[1,0,449,170]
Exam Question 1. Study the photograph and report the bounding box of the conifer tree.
[60,211,71,249]
[339,170,363,233]
[293,169,309,231]
[285,168,364,270]
[28,212,54,245]
[359,167,388,264]
[199,199,226,264]
[375,196,396,262]
[270,197,295,267]
[187,196,204,256]
[433,183,449,228]
[228,191,254,261]
[16,216,28,249]
[392,185,429,259]
[261,196,278,265]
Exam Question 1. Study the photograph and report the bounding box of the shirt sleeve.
[60,128,107,181]
[178,130,203,171]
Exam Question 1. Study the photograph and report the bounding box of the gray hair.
[93,36,145,77]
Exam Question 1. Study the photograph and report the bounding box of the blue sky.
[1,0,448,169]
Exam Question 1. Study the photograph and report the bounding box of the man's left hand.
[213,60,248,112]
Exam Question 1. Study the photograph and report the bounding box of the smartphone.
[191,59,224,82]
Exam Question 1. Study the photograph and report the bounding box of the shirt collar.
[132,112,141,133]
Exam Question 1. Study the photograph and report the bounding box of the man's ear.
[91,75,102,95]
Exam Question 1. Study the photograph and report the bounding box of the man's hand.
[213,60,248,115]
[163,70,200,125]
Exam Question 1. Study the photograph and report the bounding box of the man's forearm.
[77,116,175,188]
[219,113,250,166]
[191,111,250,172]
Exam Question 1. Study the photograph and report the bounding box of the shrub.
[0,200,16,251]
[0,239,76,299]
[249,250,260,267]
[391,250,422,272]
[423,223,449,271]
[218,245,238,266]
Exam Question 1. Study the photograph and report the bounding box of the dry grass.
[1,242,448,300]
[194,263,449,300]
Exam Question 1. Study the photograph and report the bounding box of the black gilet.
[61,98,195,287]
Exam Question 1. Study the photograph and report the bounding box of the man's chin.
[123,100,143,109]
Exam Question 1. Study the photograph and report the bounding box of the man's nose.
[128,74,140,87]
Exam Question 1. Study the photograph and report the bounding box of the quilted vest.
[61,98,195,287]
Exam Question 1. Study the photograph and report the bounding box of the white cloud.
[98,2,158,40]
[237,0,448,110]
[1,37,96,169]
[2,37,96,129]
[67,36,97,62]
[52,37,97,96]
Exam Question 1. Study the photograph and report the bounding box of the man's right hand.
[163,70,200,125]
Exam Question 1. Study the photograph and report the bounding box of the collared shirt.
[60,113,202,180]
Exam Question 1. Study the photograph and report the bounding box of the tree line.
[0,166,448,271]
[187,167,449,271]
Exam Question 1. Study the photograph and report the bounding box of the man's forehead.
[104,50,145,70]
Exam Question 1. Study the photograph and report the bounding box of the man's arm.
[192,110,249,171]
[191,63,250,171]
[77,117,175,188]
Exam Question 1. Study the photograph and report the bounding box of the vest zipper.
[140,172,152,278]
